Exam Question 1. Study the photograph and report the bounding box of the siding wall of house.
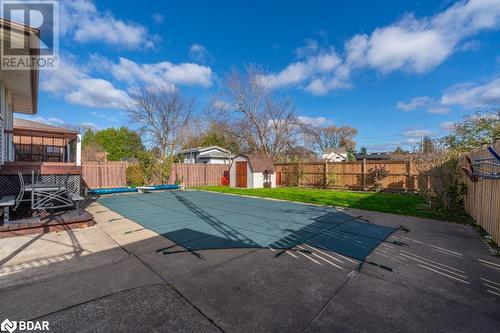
[0,77,14,165]
[206,157,230,164]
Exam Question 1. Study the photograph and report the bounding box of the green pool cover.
[98,190,398,261]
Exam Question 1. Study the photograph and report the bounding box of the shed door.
[236,161,247,187]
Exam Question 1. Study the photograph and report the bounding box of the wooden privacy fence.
[275,160,428,192]
[82,161,130,189]
[461,141,500,244]
[168,163,228,187]
[82,161,228,189]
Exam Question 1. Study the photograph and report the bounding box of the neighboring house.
[322,147,348,162]
[179,146,232,164]
[229,153,276,189]
[355,152,393,161]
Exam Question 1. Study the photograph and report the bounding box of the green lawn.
[198,186,448,220]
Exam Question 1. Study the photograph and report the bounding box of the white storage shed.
[229,154,276,189]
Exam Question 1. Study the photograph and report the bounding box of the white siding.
[253,172,264,188]
[0,79,6,165]
[230,156,276,189]
[208,158,230,164]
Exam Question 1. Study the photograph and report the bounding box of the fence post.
[362,158,366,190]
[204,164,207,186]
[324,160,328,188]
[406,160,412,192]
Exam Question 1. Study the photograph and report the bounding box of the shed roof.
[236,153,275,173]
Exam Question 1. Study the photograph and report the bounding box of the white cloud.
[265,0,500,95]
[30,116,64,127]
[41,56,86,94]
[189,44,211,64]
[90,111,118,123]
[427,106,451,114]
[297,116,334,127]
[403,129,432,137]
[66,78,132,109]
[295,39,320,58]
[396,96,451,113]
[47,117,65,126]
[349,0,500,74]
[80,122,99,130]
[41,55,131,109]
[111,57,213,91]
[305,78,351,95]
[396,96,432,111]
[441,77,500,107]
[61,0,156,49]
[18,115,99,131]
[259,47,343,91]
[42,53,214,109]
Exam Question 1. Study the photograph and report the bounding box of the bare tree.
[305,125,358,153]
[214,65,301,160]
[127,88,195,159]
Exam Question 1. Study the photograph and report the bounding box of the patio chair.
[14,171,73,212]
[13,172,28,211]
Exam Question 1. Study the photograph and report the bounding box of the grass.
[197,186,454,221]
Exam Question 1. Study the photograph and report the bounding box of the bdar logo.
[0,319,17,333]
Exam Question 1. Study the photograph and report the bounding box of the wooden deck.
[0,210,94,238]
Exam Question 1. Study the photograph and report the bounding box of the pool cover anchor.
[357,260,393,272]
[274,247,312,258]
[161,247,204,260]
[399,225,411,233]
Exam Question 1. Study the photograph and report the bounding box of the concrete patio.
[1,195,499,332]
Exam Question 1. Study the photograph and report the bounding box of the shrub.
[368,167,389,192]
[425,156,466,213]
[125,164,145,187]
[124,151,174,186]
[326,172,336,189]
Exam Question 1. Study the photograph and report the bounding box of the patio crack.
[301,269,358,332]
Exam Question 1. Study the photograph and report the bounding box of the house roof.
[236,153,275,173]
[179,145,232,154]
[13,118,78,139]
[0,18,40,115]
[355,152,394,160]
[323,147,347,155]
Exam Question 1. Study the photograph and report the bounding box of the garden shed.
[229,153,276,189]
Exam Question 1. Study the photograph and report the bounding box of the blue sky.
[20,0,500,151]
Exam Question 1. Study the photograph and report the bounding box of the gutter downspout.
[76,134,81,166]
